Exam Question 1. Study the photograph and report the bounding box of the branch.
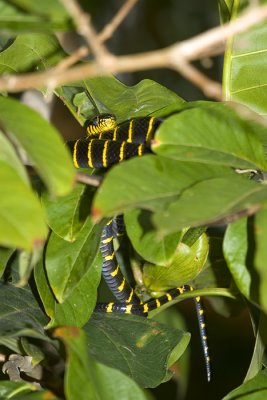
[75,172,102,187]
[56,0,139,64]
[58,0,110,62]
[1,5,267,93]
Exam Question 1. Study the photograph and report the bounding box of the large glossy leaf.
[54,326,148,400]
[223,1,267,116]
[152,103,267,170]
[85,313,190,388]
[93,156,236,219]
[93,155,267,236]
[0,96,75,197]
[254,202,267,312]
[0,161,47,250]
[45,218,104,302]
[153,174,267,236]
[35,252,102,328]
[57,76,185,126]
[0,34,66,74]
[223,368,267,400]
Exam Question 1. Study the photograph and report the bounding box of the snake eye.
[91,116,100,126]
[86,113,117,135]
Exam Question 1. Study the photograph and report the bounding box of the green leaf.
[93,156,267,237]
[8,392,60,400]
[218,0,234,23]
[124,209,182,266]
[16,247,43,287]
[152,103,267,170]
[0,161,47,250]
[223,2,267,116]
[254,202,267,312]
[154,308,190,390]
[0,246,14,278]
[85,313,189,388]
[153,174,267,236]
[244,312,267,381]
[223,368,267,400]
[57,76,185,126]
[223,218,252,299]
[9,0,68,20]
[0,130,28,183]
[54,326,148,400]
[142,233,209,294]
[35,252,102,327]
[93,156,236,219]
[0,381,52,399]
[45,218,104,302]
[0,0,71,32]
[0,34,66,74]
[0,96,75,197]
[42,183,93,241]
[0,281,48,339]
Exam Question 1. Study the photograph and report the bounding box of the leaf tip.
[151,138,160,148]
[92,207,102,222]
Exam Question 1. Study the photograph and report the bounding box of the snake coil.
[68,113,211,381]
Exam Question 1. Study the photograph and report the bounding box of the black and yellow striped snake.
[67,113,211,381]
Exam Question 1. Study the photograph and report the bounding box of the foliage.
[0,1,267,400]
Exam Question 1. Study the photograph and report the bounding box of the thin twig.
[75,172,103,187]
[52,0,139,73]
[58,0,111,61]
[98,0,139,43]
[1,5,267,93]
